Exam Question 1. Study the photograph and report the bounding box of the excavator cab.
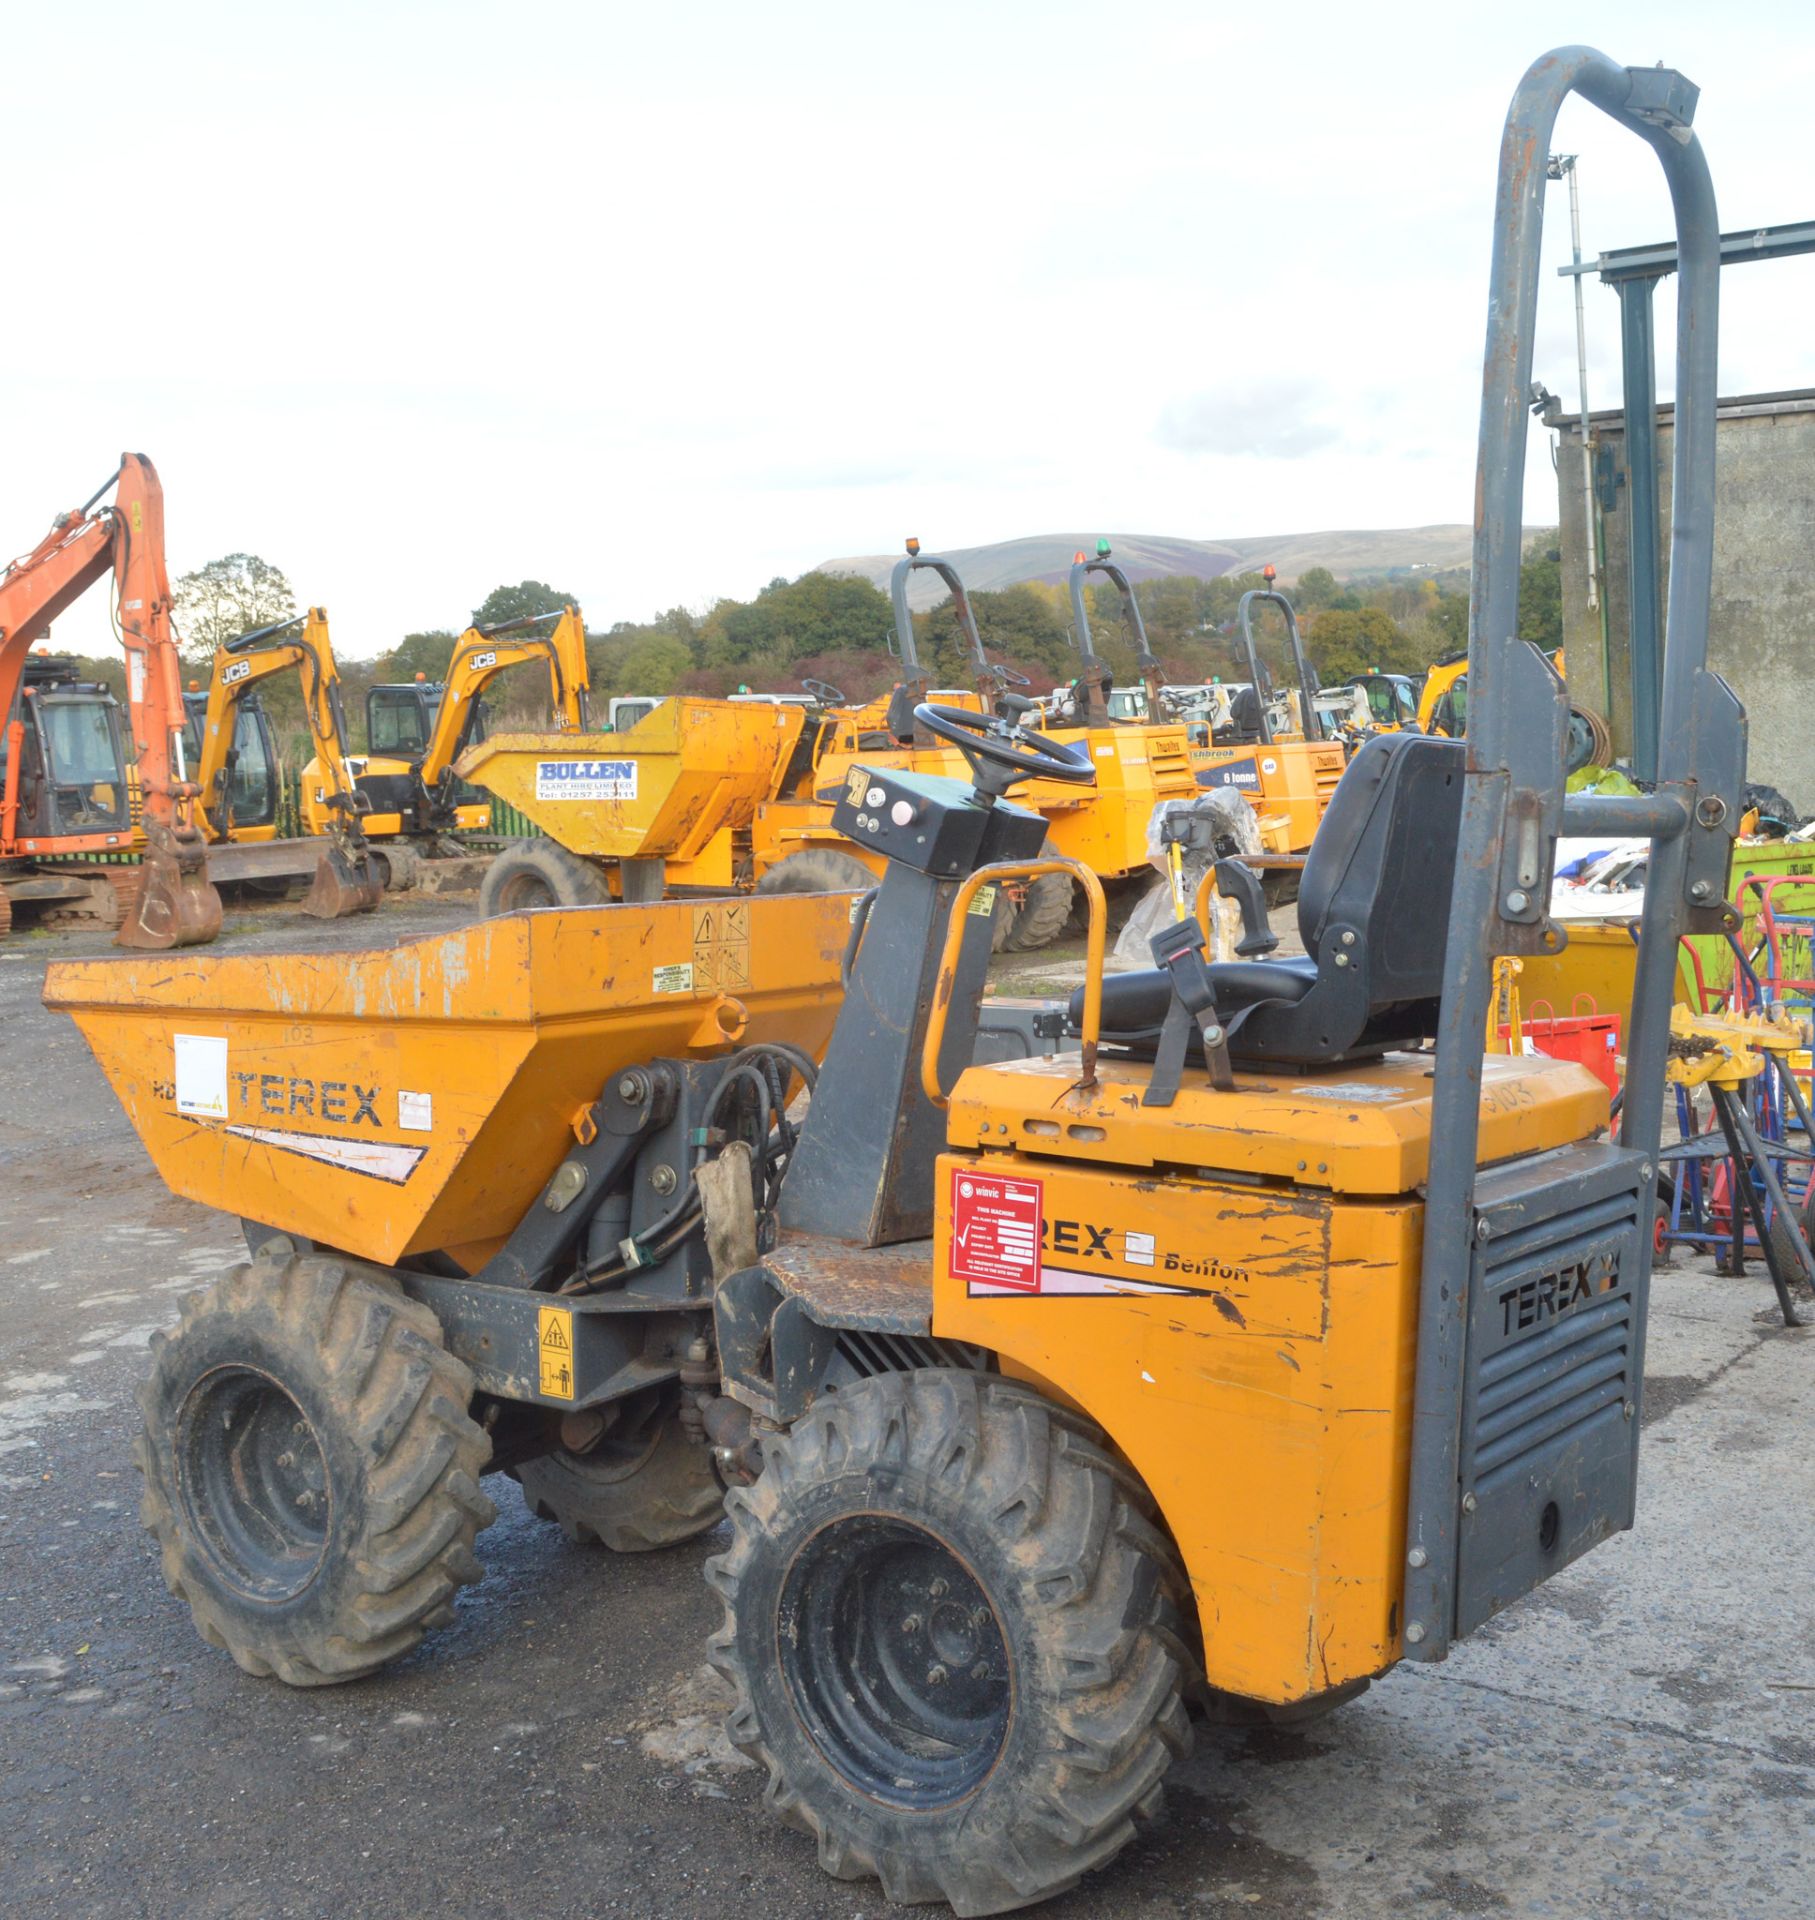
[181,688,279,834]
[366,679,485,758]
[6,658,134,840]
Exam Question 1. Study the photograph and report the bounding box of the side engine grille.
[1452,1147,1649,1638]
[831,1330,992,1383]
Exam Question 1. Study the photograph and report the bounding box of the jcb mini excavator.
[45,48,1739,1916]
[188,609,384,916]
[0,454,222,946]
[300,606,592,858]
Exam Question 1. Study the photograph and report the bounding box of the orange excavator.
[0,455,222,946]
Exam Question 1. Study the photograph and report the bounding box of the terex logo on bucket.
[535,759,639,802]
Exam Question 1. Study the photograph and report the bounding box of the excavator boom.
[0,455,221,947]
[418,606,591,790]
[196,608,381,918]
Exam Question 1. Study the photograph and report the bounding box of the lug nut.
[970,1663,990,1681]
[929,1578,948,1598]
[276,1451,294,1469]
[926,1664,948,1687]
[900,1614,922,1634]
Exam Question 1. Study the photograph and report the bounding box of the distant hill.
[818,526,1546,609]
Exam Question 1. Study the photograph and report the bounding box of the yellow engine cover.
[932,1049,1607,1704]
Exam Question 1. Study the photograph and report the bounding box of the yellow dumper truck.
[45,49,1746,1914]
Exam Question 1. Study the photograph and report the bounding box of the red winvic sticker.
[950,1169,1043,1293]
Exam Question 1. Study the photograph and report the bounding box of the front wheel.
[478,841,611,916]
[707,1370,1192,1915]
[135,1253,495,1686]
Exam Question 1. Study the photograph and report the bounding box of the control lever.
[1212,857,1278,957]
[1142,917,1236,1106]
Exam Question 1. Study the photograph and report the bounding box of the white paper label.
[652,962,694,994]
[173,1033,229,1118]
[398,1090,433,1132]
[535,758,638,802]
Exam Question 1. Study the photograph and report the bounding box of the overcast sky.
[8,0,1813,659]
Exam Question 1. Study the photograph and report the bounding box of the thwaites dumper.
[1186,574,1347,891]
[47,49,1743,1915]
[751,540,1201,950]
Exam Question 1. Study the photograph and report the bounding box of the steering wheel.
[914,702,1095,787]
[801,677,845,706]
[991,662,1032,689]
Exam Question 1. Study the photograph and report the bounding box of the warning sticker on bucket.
[949,1170,1043,1294]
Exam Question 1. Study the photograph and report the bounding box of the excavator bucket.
[117,821,223,950]
[300,837,384,919]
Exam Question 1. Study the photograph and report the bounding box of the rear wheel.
[754,848,876,897]
[513,1386,723,1550]
[1001,840,1074,953]
[479,841,611,916]
[135,1253,494,1686]
[707,1370,1192,1915]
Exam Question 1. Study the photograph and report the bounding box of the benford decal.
[535,758,638,802]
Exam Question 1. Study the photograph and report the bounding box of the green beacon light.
[1095,538,1111,557]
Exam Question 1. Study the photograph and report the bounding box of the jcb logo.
[470,650,497,670]
[222,660,252,686]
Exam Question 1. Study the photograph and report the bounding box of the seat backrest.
[1226,684,1265,741]
[1295,730,1466,999]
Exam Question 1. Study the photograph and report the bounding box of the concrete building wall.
[1556,389,1815,805]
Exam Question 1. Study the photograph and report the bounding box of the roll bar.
[1404,47,1737,1661]
[1235,580,1325,744]
[1068,540,1164,724]
[889,542,1002,708]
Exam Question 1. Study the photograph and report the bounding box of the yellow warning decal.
[844,766,870,807]
[537,1305,575,1400]
[693,899,750,990]
[968,884,997,918]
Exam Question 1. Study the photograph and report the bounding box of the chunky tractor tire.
[707,1370,1192,1916]
[135,1253,495,1687]
[1002,865,1073,952]
[479,841,611,916]
[513,1386,723,1550]
[754,848,877,897]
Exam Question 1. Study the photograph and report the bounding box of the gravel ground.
[1,890,1810,1919]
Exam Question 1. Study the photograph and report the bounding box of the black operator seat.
[1221,683,1266,744]
[1067,731,1467,1069]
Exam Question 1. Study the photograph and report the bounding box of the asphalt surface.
[1,893,1811,1919]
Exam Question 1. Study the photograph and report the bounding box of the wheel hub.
[176,1366,331,1602]
[779,1515,1011,1809]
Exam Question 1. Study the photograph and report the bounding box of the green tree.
[472,579,574,627]
[1294,566,1340,611]
[376,630,458,682]
[1306,606,1416,681]
[173,553,296,666]
[1517,541,1563,649]
[701,572,893,672]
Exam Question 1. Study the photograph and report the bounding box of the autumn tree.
[173,554,296,666]
[473,579,575,627]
